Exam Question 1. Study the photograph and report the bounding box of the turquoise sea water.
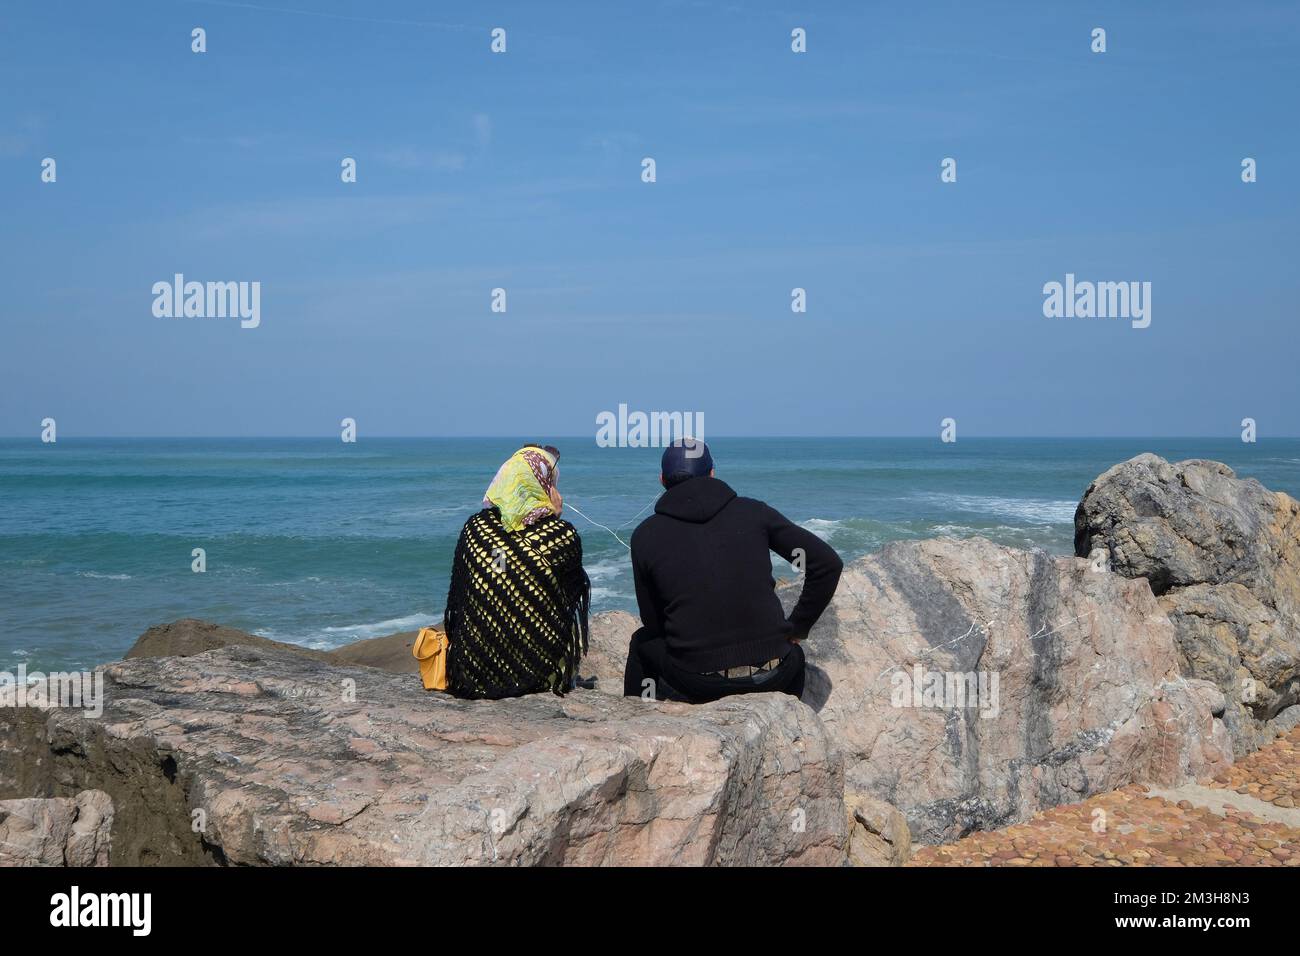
[2,437,1298,671]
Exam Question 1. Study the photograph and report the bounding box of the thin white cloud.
[376,148,467,172]
[175,193,462,240]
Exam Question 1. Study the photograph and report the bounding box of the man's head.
[660,438,714,490]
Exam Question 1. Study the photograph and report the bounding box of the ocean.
[2,437,1298,671]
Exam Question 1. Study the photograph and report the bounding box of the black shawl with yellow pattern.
[443,508,590,699]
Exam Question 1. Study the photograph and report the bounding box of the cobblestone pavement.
[908,728,1300,867]
[1209,725,1300,808]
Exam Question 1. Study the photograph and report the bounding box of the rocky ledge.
[589,538,1233,844]
[586,454,1298,847]
[1,454,1296,866]
[0,644,844,866]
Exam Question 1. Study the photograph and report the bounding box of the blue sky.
[2,0,1297,437]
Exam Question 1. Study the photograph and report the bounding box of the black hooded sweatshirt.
[629,476,844,673]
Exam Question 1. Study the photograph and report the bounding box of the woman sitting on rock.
[443,444,590,699]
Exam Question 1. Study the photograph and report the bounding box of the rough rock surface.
[585,611,641,690]
[586,538,1231,844]
[0,790,113,866]
[129,618,420,675]
[127,618,331,661]
[1272,705,1300,736]
[327,630,421,674]
[845,787,911,866]
[1076,455,1300,754]
[0,645,844,866]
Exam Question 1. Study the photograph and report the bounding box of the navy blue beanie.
[661,439,713,488]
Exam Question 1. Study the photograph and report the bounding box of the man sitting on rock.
[624,439,843,703]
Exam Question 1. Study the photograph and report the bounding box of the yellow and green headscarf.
[482,446,562,532]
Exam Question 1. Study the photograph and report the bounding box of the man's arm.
[762,504,844,639]
[630,537,666,637]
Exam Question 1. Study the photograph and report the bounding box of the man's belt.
[703,655,785,679]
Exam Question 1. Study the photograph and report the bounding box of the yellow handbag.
[412,626,450,691]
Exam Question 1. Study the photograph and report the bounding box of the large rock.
[125,618,329,661]
[845,788,911,866]
[586,538,1231,844]
[327,631,421,674]
[1075,455,1300,754]
[128,618,420,675]
[0,790,113,866]
[0,644,844,866]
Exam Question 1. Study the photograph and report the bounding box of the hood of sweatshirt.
[654,476,737,523]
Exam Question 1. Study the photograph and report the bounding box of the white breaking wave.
[75,571,132,581]
[929,524,980,535]
[931,522,1055,536]
[318,612,435,639]
[257,611,440,649]
[585,557,630,582]
[800,518,843,541]
[917,493,1076,524]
